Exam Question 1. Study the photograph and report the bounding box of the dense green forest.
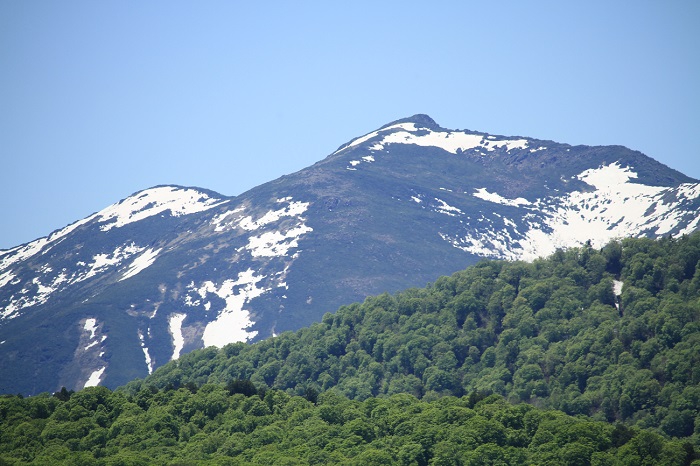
[1,385,695,465]
[1,233,700,464]
[130,233,700,439]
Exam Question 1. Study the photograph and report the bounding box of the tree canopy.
[128,233,700,439]
[0,385,696,465]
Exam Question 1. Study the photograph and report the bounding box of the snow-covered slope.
[0,186,225,322]
[444,162,700,260]
[1,115,698,395]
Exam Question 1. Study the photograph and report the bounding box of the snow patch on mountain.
[676,184,700,200]
[473,188,532,207]
[78,317,108,388]
[96,186,225,232]
[346,154,378,170]
[83,243,145,280]
[578,162,637,188]
[0,271,14,289]
[84,367,106,388]
[81,318,106,352]
[679,216,700,236]
[434,198,464,217]
[169,313,186,360]
[84,318,98,341]
[373,129,528,154]
[138,331,154,375]
[336,122,420,153]
[212,198,310,233]
[246,224,314,258]
[0,216,96,272]
[443,162,700,260]
[239,200,311,231]
[211,206,245,232]
[1,270,72,319]
[337,120,529,164]
[120,248,161,281]
[188,269,269,348]
[213,197,315,259]
[1,243,152,321]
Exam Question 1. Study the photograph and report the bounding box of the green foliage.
[3,233,700,463]
[126,233,700,440]
[0,388,694,465]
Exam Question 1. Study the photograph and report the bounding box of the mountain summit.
[1,116,699,394]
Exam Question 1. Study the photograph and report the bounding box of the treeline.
[0,384,696,465]
[2,233,700,464]
[126,233,700,443]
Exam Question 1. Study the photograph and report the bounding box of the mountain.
[1,114,699,395]
[126,232,700,440]
[2,234,698,466]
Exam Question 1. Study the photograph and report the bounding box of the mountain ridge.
[1,115,699,395]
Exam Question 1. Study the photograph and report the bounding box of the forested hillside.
[0,386,694,465]
[131,233,700,439]
[1,233,700,465]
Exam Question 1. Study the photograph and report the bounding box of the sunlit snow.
[0,271,15,289]
[434,198,464,216]
[578,162,637,188]
[334,122,420,153]
[84,243,144,280]
[2,271,71,318]
[613,280,624,311]
[473,188,532,207]
[120,248,161,281]
[370,128,528,154]
[211,207,245,232]
[0,215,96,272]
[83,367,105,388]
[198,269,268,347]
[1,242,153,319]
[84,318,97,340]
[96,186,225,232]
[246,224,314,258]
[445,162,700,261]
[79,317,108,388]
[336,121,529,169]
[212,199,310,233]
[138,331,154,375]
[81,317,106,351]
[239,201,311,231]
[169,313,186,360]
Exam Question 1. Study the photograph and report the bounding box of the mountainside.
[1,234,699,466]
[1,114,699,394]
[128,233,700,441]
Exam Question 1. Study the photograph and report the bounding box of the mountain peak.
[381,114,439,129]
[333,114,530,158]
[2,116,700,395]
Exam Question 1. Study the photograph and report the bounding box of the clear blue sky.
[1,1,698,250]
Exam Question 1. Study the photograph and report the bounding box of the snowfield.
[440,162,700,260]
